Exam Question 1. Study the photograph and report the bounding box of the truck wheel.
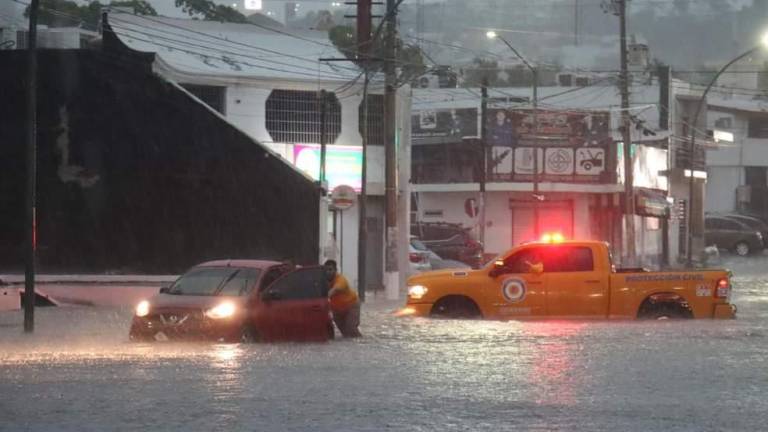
[639,302,692,320]
[431,296,481,319]
[734,242,751,257]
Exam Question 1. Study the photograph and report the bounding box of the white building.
[705,97,768,216]
[104,10,411,294]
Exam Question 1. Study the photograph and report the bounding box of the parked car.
[408,238,432,276]
[129,260,333,343]
[713,212,768,241]
[410,237,470,270]
[705,215,764,256]
[410,222,483,268]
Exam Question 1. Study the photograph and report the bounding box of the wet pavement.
[1,260,768,431]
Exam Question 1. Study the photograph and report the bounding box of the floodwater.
[1,260,767,431]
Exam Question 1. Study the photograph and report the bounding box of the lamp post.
[487,31,540,238]
[686,35,768,266]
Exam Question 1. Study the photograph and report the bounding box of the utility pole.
[479,79,488,246]
[618,0,636,265]
[24,0,40,334]
[356,0,372,302]
[574,0,580,46]
[383,0,399,298]
[319,89,327,185]
[532,68,540,239]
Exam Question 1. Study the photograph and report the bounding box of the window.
[259,267,289,291]
[504,248,543,273]
[268,268,328,300]
[745,167,767,187]
[169,268,236,296]
[219,269,261,296]
[265,89,341,144]
[748,116,768,138]
[646,217,660,231]
[359,94,384,146]
[540,246,594,272]
[721,219,743,230]
[714,116,732,129]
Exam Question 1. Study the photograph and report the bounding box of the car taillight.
[409,252,424,263]
[715,278,730,298]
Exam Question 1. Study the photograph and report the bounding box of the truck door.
[542,245,608,318]
[484,246,547,318]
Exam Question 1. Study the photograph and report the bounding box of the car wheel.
[239,325,260,343]
[431,296,481,319]
[734,241,751,257]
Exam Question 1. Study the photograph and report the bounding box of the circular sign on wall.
[331,185,357,211]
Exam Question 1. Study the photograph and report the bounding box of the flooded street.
[2,264,767,431]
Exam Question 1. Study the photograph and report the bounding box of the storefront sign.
[412,108,479,144]
[293,144,362,191]
[487,108,613,183]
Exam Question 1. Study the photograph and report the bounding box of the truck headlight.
[205,301,237,319]
[135,300,150,317]
[408,285,428,300]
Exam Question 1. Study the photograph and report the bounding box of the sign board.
[487,108,613,183]
[412,108,479,144]
[331,185,356,210]
[293,144,362,191]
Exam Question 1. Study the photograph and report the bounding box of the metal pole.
[574,0,579,46]
[357,71,369,301]
[384,0,399,279]
[619,0,636,266]
[479,80,488,247]
[319,90,327,184]
[24,0,40,334]
[532,68,540,239]
[686,47,757,266]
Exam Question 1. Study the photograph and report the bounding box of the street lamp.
[487,30,541,238]
[686,33,768,266]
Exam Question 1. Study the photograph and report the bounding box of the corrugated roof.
[107,11,361,83]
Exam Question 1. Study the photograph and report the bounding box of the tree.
[27,0,156,30]
[174,0,248,23]
[327,24,427,86]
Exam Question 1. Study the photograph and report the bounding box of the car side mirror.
[489,260,506,278]
[159,285,170,294]
[528,262,544,274]
[261,289,281,302]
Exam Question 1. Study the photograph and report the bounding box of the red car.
[129,260,333,343]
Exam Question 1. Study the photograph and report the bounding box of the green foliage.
[327,24,427,87]
[174,0,248,23]
[27,0,156,31]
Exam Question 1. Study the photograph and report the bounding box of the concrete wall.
[705,166,741,213]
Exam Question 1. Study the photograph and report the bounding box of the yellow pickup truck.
[402,240,736,320]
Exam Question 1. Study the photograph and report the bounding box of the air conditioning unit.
[416,74,439,89]
[737,185,751,203]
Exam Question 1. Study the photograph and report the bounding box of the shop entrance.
[510,200,574,246]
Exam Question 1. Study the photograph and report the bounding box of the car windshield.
[410,238,430,251]
[167,267,261,296]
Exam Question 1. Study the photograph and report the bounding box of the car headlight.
[205,301,237,319]
[135,300,150,317]
[757,231,763,240]
[408,285,428,300]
